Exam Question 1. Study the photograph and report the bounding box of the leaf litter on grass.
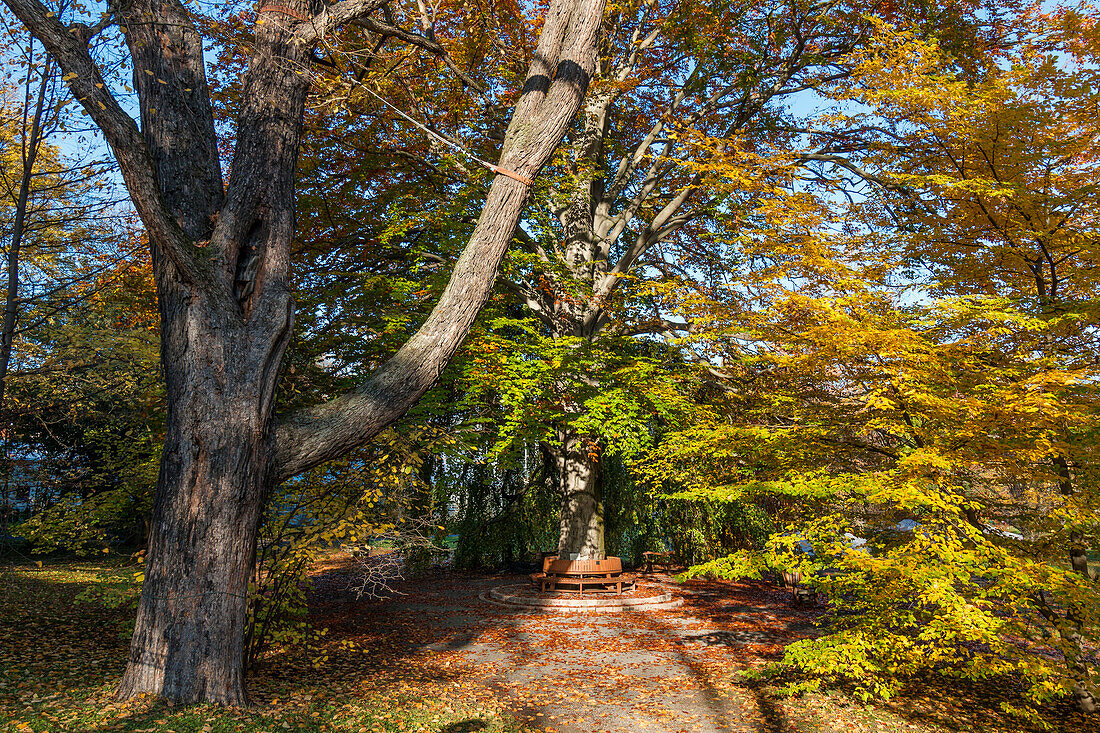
[0,556,1090,733]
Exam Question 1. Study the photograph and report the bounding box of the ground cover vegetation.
[0,0,1097,726]
[2,557,1094,733]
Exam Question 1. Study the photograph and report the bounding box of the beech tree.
[463,0,891,559]
[0,0,604,706]
[519,0,1006,560]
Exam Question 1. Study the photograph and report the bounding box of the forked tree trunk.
[550,431,605,559]
[3,0,605,706]
[114,0,301,701]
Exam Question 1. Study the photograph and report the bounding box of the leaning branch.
[1,0,205,286]
[271,0,606,482]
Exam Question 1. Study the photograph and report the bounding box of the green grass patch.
[0,559,531,733]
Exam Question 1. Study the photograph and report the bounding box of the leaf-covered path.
[307,559,1089,733]
[1,558,1088,732]
[308,566,835,732]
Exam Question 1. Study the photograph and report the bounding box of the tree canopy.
[1,0,1098,718]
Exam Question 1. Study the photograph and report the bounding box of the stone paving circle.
[482,583,685,613]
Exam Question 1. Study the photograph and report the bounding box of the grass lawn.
[0,558,523,733]
[0,557,1087,732]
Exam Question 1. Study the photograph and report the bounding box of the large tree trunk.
[3,0,604,706]
[115,0,299,702]
[117,293,291,705]
[549,431,605,559]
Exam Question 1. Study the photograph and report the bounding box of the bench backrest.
[547,556,622,575]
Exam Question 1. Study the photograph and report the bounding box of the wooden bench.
[782,570,816,607]
[642,551,676,574]
[531,556,635,595]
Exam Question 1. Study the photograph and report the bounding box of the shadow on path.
[343,569,803,732]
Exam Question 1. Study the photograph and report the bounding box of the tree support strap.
[257,5,311,22]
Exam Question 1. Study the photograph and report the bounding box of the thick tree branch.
[1,0,206,285]
[119,0,224,244]
[271,0,606,482]
[498,276,555,329]
[292,0,389,44]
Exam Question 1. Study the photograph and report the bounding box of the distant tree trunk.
[548,430,604,559]
[1053,454,1098,714]
[1038,254,1096,714]
[0,46,50,411]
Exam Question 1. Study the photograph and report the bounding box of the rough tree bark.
[1,0,605,705]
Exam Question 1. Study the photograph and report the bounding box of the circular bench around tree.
[530,556,636,595]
